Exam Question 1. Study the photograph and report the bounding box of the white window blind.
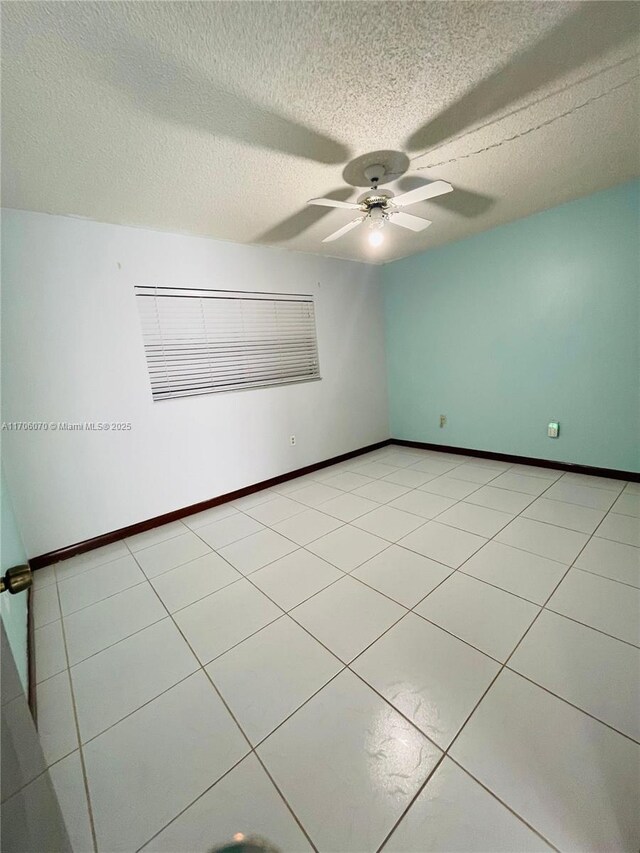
[135,286,321,400]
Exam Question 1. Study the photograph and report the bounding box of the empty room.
[1,2,639,852]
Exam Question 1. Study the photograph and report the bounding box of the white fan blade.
[391,180,453,208]
[308,197,362,210]
[322,217,364,242]
[389,211,432,232]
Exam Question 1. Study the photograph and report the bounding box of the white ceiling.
[2,1,639,263]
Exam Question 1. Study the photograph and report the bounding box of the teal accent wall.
[383,180,640,472]
[1,469,29,690]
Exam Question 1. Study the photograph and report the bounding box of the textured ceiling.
[2,1,639,263]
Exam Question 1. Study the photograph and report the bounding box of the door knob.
[0,565,32,594]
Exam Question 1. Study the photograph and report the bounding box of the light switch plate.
[548,422,559,438]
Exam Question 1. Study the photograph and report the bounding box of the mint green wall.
[383,180,640,473]
[1,469,29,690]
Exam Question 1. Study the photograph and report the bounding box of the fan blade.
[391,181,453,208]
[308,197,362,210]
[389,211,432,232]
[322,217,364,242]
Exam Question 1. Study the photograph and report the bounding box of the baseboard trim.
[30,439,392,570]
[390,439,640,482]
[27,584,37,723]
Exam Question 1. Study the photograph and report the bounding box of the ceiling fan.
[307,165,453,245]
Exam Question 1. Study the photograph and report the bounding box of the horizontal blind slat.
[135,286,320,400]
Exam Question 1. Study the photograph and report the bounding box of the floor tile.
[287,482,343,507]
[465,485,536,514]
[291,576,405,662]
[36,671,78,766]
[272,475,318,496]
[612,492,640,517]
[321,471,376,491]
[353,505,425,542]
[48,751,94,853]
[58,554,144,615]
[575,537,640,588]
[182,503,238,530]
[388,490,456,519]
[448,464,504,485]
[244,495,306,525]
[173,579,282,664]
[461,541,567,604]
[542,480,618,510]
[507,464,562,481]
[258,670,441,853]
[450,669,640,852]
[560,472,625,492]
[419,476,481,500]
[353,613,499,748]
[306,525,388,571]
[624,482,640,495]
[71,618,199,742]
[522,497,605,534]
[231,489,276,509]
[271,507,342,545]
[351,480,411,504]
[352,545,452,608]
[510,610,640,741]
[64,583,166,665]
[55,541,129,582]
[33,584,61,629]
[143,754,312,852]
[35,620,67,683]
[32,564,57,589]
[410,458,461,476]
[486,472,549,496]
[383,757,550,852]
[84,672,248,852]
[595,512,640,547]
[1,774,71,853]
[547,568,640,646]
[399,521,486,569]
[495,517,588,564]
[150,551,241,612]
[319,492,380,522]
[350,461,401,479]
[218,529,297,575]
[416,573,539,661]
[196,513,264,549]
[436,502,514,538]
[250,549,343,611]
[207,616,342,744]
[134,531,211,579]
[125,520,187,552]
[382,467,437,488]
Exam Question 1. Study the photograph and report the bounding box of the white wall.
[1,210,388,556]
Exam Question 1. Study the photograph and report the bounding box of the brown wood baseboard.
[29,439,392,569]
[27,585,37,723]
[30,437,638,571]
[390,439,640,482]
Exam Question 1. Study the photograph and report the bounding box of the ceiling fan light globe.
[368,229,384,247]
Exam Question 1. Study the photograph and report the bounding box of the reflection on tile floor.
[34,446,640,852]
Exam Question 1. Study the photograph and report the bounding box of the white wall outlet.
[289,435,296,446]
[548,422,559,438]
[439,415,447,428]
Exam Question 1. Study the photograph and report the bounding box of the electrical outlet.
[289,435,296,446]
[439,415,447,428]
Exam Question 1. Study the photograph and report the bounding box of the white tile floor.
[33,446,640,852]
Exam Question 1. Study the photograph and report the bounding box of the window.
[135,286,320,400]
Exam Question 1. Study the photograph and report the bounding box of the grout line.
[571,564,640,590]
